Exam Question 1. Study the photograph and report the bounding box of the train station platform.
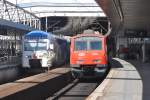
[0,67,71,99]
[87,58,150,100]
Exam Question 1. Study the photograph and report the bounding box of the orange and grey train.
[70,30,111,78]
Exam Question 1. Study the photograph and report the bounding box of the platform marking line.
[86,68,116,100]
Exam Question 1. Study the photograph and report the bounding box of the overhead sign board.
[125,29,147,38]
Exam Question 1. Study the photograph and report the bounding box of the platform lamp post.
[45,16,48,32]
[142,39,146,62]
[15,0,17,5]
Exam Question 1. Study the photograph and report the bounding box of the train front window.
[24,42,47,51]
[90,41,102,50]
[74,36,102,51]
[38,42,47,50]
[75,41,87,51]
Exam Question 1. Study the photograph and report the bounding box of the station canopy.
[7,0,106,17]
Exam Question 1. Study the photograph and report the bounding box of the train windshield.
[90,41,102,50]
[75,41,87,50]
[24,42,47,51]
[74,36,102,51]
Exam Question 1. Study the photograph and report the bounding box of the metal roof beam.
[0,0,41,29]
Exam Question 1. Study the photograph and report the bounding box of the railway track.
[49,78,102,100]
[0,63,110,100]
[49,64,111,100]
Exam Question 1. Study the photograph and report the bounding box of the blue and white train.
[22,30,69,69]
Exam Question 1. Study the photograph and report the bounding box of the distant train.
[70,30,110,78]
[22,30,69,70]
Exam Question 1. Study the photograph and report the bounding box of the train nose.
[32,53,37,59]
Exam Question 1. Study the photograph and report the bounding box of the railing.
[0,0,41,29]
[0,55,21,66]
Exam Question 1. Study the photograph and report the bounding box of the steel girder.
[0,0,41,29]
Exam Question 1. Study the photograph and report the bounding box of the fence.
[0,56,21,67]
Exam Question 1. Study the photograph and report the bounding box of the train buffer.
[87,58,150,100]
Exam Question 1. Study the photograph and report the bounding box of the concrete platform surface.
[0,67,70,99]
[87,58,150,100]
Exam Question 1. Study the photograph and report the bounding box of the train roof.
[24,30,68,41]
[71,29,106,39]
[25,30,54,39]
[72,33,105,39]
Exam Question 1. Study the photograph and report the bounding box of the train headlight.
[26,55,31,58]
[43,53,48,58]
[78,53,85,56]
[39,55,43,58]
[93,59,101,63]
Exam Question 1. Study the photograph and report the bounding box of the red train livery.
[70,31,109,78]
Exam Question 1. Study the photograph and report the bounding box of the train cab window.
[74,36,102,51]
[90,41,102,50]
[24,42,47,51]
[38,42,47,50]
[74,41,87,51]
